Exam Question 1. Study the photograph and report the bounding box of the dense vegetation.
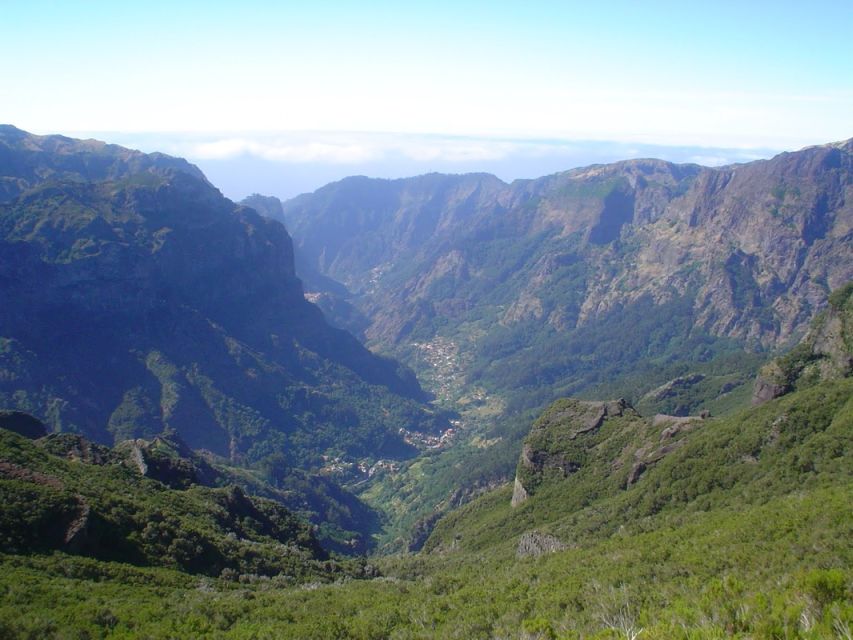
[358,293,763,549]
[1,128,851,638]
[0,379,849,639]
[0,425,389,581]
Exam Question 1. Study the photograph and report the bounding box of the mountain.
[282,143,853,414]
[0,128,850,638]
[401,300,852,636]
[0,126,447,477]
[240,193,287,224]
[445,282,852,553]
[239,192,370,338]
[0,124,209,201]
[753,281,853,404]
[277,140,852,550]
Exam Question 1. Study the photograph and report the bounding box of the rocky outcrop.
[63,497,91,552]
[510,477,530,508]
[752,281,853,405]
[241,193,286,224]
[626,412,710,485]
[643,375,706,403]
[511,396,715,504]
[112,433,218,489]
[511,398,634,506]
[38,434,113,464]
[538,398,629,439]
[516,531,567,558]
[751,366,789,405]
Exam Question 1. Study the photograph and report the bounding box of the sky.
[2,1,852,199]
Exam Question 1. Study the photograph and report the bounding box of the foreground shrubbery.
[0,484,849,638]
[1,380,850,639]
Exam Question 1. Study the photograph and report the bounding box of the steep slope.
[428,286,852,554]
[395,321,852,636]
[283,142,852,408]
[281,141,851,549]
[2,370,849,638]
[0,127,446,472]
[240,193,287,225]
[240,192,371,338]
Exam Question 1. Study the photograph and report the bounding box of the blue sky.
[2,1,851,198]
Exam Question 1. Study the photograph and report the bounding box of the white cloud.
[189,137,379,163]
[174,134,619,166]
[688,155,736,167]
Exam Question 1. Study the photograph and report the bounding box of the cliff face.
[0,127,443,465]
[282,142,852,402]
[240,193,287,225]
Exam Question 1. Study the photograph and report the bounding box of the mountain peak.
[0,125,210,203]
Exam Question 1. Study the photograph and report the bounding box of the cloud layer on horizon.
[70,130,790,201]
[139,132,778,168]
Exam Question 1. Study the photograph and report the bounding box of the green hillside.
[1,377,849,639]
[3,281,851,636]
[0,422,392,582]
[1,129,851,639]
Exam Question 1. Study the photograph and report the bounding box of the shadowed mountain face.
[0,126,444,467]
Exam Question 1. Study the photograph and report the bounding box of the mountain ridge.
[280,138,852,398]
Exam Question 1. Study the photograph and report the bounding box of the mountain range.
[281,141,852,390]
[0,125,452,551]
[0,126,851,638]
[270,138,853,548]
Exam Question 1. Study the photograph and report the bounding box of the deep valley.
[0,126,851,639]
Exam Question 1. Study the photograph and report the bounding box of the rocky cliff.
[510,397,712,508]
[753,281,853,404]
[282,141,853,408]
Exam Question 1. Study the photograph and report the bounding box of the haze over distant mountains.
[60,131,784,202]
